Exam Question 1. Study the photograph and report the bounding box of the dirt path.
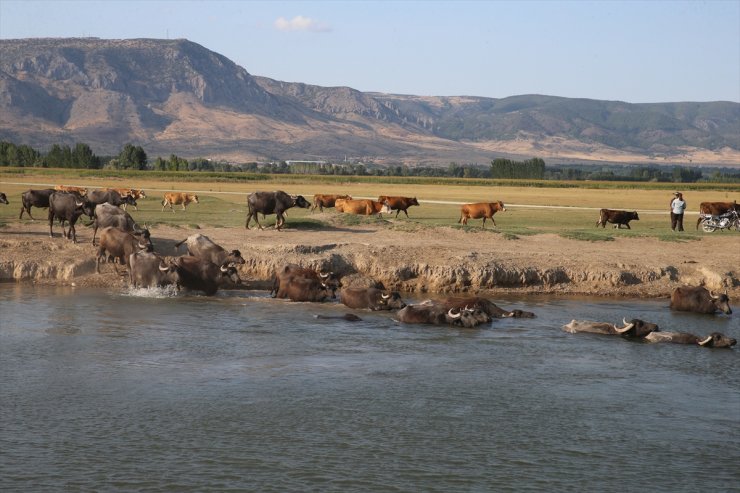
[1,218,738,299]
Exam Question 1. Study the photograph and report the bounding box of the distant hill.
[1,37,738,166]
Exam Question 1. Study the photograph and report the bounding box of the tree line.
[0,140,737,183]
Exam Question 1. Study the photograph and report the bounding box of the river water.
[1,284,738,492]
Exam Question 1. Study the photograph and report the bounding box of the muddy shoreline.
[1,221,738,299]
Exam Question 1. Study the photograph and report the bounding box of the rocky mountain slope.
[1,37,738,165]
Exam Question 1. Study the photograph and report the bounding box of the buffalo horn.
[710,290,720,300]
[75,200,83,207]
[698,336,713,346]
[220,265,229,273]
[319,272,330,279]
[614,318,635,334]
[158,263,169,272]
[381,293,390,300]
[448,308,461,319]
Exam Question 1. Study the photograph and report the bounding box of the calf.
[377,196,420,218]
[459,201,506,228]
[596,209,640,229]
[162,192,199,212]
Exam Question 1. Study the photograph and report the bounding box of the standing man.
[670,192,687,231]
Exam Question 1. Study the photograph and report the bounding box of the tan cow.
[339,199,390,216]
[54,185,87,196]
[162,192,199,212]
[459,201,506,228]
[312,194,352,212]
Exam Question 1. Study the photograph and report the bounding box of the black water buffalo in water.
[441,296,536,318]
[596,209,640,229]
[48,192,95,243]
[396,303,489,328]
[0,192,8,205]
[19,188,55,220]
[340,287,406,311]
[669,286,732,315]
[245,191,310,231]
[128,251,180,289]
[644,331,736,348]
[562,318,659,338]
[174,234,245,267]
[87,189,137,208]
[173,257,242,296]
[271,264,341,299]
[92,203,150,245]
[96,226,153,274]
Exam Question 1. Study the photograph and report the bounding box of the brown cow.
[162,192,199,212]
[696,201,739,229]
[339,199,390,216]
[54,185,87,196]
[596,209,639,229]
[459,201,506,227]
[377,196,420,218]
[312,194,352,212]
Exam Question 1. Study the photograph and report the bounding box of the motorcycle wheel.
[733,219,740,232]
[702,222,717,233]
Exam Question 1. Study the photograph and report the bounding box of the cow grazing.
[173,257,241,296]
[19,188,55,220]
[48,192,95,243]
[54,185,87,196]
[596,209,640,229]
[377,196,420,218]
[696,201,739,229]
[272,264,341,300]
[459,201,506,228]
[128,251,180,289]
[669,286,732,315]
[562,318,660,338]
[87,189,137,209]
[174,234,245,267]
[644,331,736,348]
[0,192,8,205]
[312,194,352,212]
[441,296,535,318]
[340,287,406,311]
[245,191,310,230]
[92,203,150,245]
[96,226,153,274]
[396,303,487,328]
[339,199,391,216]
[162,192,199,212]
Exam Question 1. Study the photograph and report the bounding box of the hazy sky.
[1,0,738,103]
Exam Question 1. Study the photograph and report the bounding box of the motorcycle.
[699,209,740,232]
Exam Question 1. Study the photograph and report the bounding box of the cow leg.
[625,223,631,229]
[96,247,105,273]
[395,210,400,218]
[48,210,54,238]
[403,209,409,218]
[275,213,284,230]
[182,204,186,211]
[70,223,77,243]
[245,213,252,229]
[482,217,486,229]
[491,217,497,228]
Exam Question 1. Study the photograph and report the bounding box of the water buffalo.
[48,192,95,243]
[459,201,506,228]
[0,192,8,205]
[19,188,55,219]
[174,234,245,267]
[644,331,736,348]
[396,303,489,328]
[696,201,739,229]
[173,257,241,296]
[338,199,390,216]
[441,296,536,319]
[596,209,640,229]
[128,251,180,289]
[272,264,340,300]
[315,314,363,322]
[96,226,153,274]
[377,196,420,218]
[669,286,732,315]
[246,191,310,231]
[92,203,150,245]
[87,189,137,209]
[275,276,333,302]
[562,318,660,338]
[340,287,406,311]
[162,192,199,212]
[312,194,352,212]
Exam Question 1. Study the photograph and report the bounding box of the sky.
[1,0,738,103]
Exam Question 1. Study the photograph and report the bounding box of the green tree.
[119,143,148,170]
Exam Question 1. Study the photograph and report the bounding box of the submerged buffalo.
[644,331,736,348]
[173,257,241,296]
[669,286,732,315]
[442,296,535,318]
[397,302,490,328]
[272,264,341,300]
[245,191,310,231]
[340,287,406,311]
[128,251,180,289]
[562,318,659,338]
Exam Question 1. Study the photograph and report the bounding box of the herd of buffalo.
[1,185,736,349]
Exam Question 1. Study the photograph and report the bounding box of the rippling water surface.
[1,284,738,492]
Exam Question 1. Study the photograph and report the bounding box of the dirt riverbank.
[1,219,738,299]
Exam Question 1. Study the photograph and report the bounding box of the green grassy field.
[1,169,737,241]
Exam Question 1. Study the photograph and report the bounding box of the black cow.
[19,188,55,220]
[48,192,95,243]
[596,209,640,229]
[174,234,245,267]
[0,192,8,205]
[442,296,535,318]
[92,203,150,246]
[562,318,660,338]
[670,286,732,315]
[96,226,153,274]
[275,276,332,302]
[340,287,406,311]
[87,189,137,208]
[245,191,310,231]
[128,251,180,289]
[396,303,489,328]
[173,257,241,296]
[645,331,736,348]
